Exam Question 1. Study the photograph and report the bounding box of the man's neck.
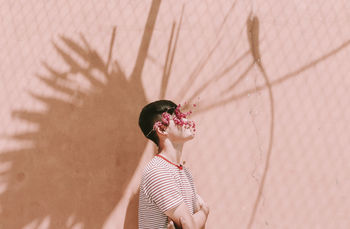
[158,139,184,164]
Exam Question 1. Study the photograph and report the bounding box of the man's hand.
[167,218,177,229]
[167,199,209,229]
[196,195,209,229]
[197,194,210,217]
[165,196,210,229]
[167,217,188,229]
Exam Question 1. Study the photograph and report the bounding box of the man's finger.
[167,217,175,229]
[197,194,205,206]
[180,217,188,229]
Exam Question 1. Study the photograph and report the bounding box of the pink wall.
[1,0,350,228]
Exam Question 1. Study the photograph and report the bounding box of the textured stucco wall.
[1,0,350,228]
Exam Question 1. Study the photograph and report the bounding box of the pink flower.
[152,103,197,133]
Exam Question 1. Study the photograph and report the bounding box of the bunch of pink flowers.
[153,104,196,132]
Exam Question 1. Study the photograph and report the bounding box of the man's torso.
[138,156,197,229]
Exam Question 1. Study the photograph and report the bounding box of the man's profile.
[138,100,209,229]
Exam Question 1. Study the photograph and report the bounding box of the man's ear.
[155,125,168,137]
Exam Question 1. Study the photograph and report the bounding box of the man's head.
[138,100,195,146]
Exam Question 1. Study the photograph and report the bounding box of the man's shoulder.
[142,156,172,178]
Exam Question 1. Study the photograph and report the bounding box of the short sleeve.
[142,166,183,213]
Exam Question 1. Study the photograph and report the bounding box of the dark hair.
[138,100,177,146]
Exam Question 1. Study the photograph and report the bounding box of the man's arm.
[165,199,209,229]
[143,166,208,228]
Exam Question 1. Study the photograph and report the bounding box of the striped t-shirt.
[138,155,198,229]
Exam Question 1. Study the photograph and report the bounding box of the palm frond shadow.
[0,1,163,228]
[0,2,348,228]
[0,34,148,229]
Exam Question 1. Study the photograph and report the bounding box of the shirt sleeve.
[142,166,183,213]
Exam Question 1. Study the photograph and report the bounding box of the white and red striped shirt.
[138,155,198,229]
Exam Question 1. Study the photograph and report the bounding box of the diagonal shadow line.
[215,1,237,34]
[36,74,77,96]
[11,110,46,125]
[271,39,350,86]
[207,0,246,77]
[175,1,238,101]
[42,62,69,80]
[196,38,350,114]
[161,4,185,99]
[29,90,86,105]
[186,50,250,104]
[60,35,107,73]
[77,31,110,73]
[222,61,254,94]
[79,33,92,50]
[106,26,117,73]
[146,54,165,70]
[160,22,176,99]
[53,42,106,89]
[130,0,161,84]
[59,36,91,63]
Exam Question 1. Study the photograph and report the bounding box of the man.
[138,100,209,229]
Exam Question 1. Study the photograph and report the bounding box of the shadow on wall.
[1,1,350,228]
[0,1,162,228]
[0,35,146,228]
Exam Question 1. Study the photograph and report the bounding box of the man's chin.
[185,133,195,140]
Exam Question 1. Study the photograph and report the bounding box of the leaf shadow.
[0,0,163,228]
[0,34,148,229]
